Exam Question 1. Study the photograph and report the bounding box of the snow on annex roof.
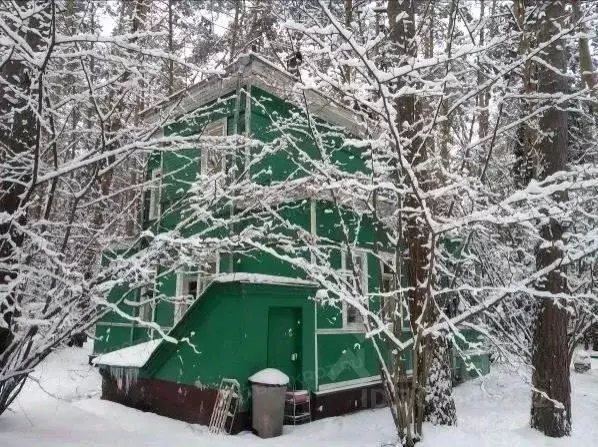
[141,52,365,136]
[212,272,316,287]
[93,339,162,368]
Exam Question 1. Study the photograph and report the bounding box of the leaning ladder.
[208,378,241,435]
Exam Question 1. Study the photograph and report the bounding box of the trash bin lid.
[249,368,289,386]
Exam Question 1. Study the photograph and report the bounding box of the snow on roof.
[92,339,163,368]
[141,52,365,136]
[212,272,316,287]
[249,368,289,386]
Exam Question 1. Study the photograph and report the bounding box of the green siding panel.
[154,270,176,328]
[317,303,343,330]
[316,333,380,386]
[455,353,490,381]
[93,324,133,354]
[147,281,316,407]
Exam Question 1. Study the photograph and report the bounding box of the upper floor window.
[148,168,162,220]
[379,253,409,331]
[380,253,395,321]
[174,253,220,324]
[200,120,227,177]
[138,286,154,323]
[340,248,368,329]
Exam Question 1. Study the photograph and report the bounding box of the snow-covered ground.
[1,344,597,446]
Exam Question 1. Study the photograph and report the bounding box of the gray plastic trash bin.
[249,368,289,438]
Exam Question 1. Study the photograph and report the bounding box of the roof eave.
[141,53,366,136]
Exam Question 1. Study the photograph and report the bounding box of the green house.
[92,53,489,431]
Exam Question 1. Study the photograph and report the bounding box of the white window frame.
[379,252,410,331]
[379,252,397,321]
[200,119,227,176]
[174,253,220,324]
[340,248,368,330]
[138,285,154,323]
[148,168,162,220]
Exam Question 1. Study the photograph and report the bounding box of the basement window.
[148,168,162,220]
[174,253,220,324]
[340,248,368,330]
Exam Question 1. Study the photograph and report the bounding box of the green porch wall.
[316,333,380,387]
[147,281,317,407]
[93,324,133,354]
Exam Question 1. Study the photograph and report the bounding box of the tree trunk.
[229,0,242,63]
[530,0,571,438]
[572,0,596,92]
[168,0,174,95]
[388,1,424,443]
[422,1,457,429]
[477,0,491,141]
[425,334,457,426]
[343,0,353,83]
[440,0,457,169]
[387,0,454,442]
[513,0,538,187]
[0,2,49,362]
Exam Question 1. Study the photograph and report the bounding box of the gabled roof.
[141,52,364,136]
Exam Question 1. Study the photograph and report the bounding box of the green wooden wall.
[94,82,490,395]
[142,280,316,408]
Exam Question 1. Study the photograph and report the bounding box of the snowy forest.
[1,1,598,446]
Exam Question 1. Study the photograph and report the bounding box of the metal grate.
[284,389,312,425]
[208,378,241,435]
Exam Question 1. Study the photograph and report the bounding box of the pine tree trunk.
[168,0,174,95]
[440,0,457,168]
[529,0,571,438]
[477,0,491,141]
[343,0,353,83]
[425,335,457,426]
[531,300,571,436]
[229,0,242,63]
[513,0,537,187]
[572,0,596,92]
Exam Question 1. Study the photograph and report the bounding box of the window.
[174,254,219,324]
[380,254,395,321]
[148,168,162,220]
[175,273,198,324]
[379,253,409,331]
[340,249,368,329]
[200,120,227,177]
[138,286,154,322]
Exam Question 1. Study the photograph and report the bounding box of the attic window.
[200,120,227,177]
[174,253,220,324]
